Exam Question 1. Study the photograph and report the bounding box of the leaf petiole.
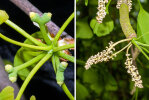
[53,44,74,52]
[53,12,74,45]
[14,53,46,71]
[15,51,53,100]
[135,41,149,47]
[56,51,74,63]
[132,40,149,60]
[5,20,46,46]
[51,55,56,72]
[111,42,132,57]
[39,24,52,45]
[135,88,138,100]
[140,46,149,53]
[0,33,52,50]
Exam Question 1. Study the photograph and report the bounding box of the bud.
[57,81,63,86]
[29,12,36,19]
[41,12,52,24]
[8,72,17,83]
[56,62,68,86]
[9,77,17,83]
[56,72,64,86]
[61,62,68,68]
[0,10,9,24]
[30,12,52,25]
[56,70,64,86]
[47,13,52,17]
[29,12,40,23]
[5,64,13,73]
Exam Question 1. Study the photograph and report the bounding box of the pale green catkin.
[120,4,136,38]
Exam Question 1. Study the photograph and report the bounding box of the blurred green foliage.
[76,0,149,100]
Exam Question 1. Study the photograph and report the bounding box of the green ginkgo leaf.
[0,86,14,100]
[137,0,149,45]
[89,0,113,37]
[14,31,44,80]
[76,17,93,39]
[90,14,114,37]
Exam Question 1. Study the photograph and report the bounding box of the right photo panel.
[76,0,149,100]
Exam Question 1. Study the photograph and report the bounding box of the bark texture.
[10,0,73,39]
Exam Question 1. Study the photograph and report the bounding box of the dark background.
[0,0,74,100]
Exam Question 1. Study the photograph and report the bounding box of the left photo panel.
[0,0,74,100]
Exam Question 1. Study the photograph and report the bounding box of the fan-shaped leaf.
[14,32,43,80]
[137,0,149,44]
[0,86,14,100]
[76,17,93,39]
[90,15,114,37]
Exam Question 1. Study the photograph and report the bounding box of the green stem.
[5,20,46,46]
[132,40,149,60]
[108,38,131,50]
[53,44,74,52]
[135,88,138,100]
[135,41,149,47]
[62,83,74,100]
[140,46,149,53]
[51,55,57,72]
[23,51,43,56]
[15,51,53,100]
[53,12,74,45]
[39,24,52,45]
[131,93,135,100]
[76,59,86,65]
[57,51,74,63]
[54,55,60,71]
[0,33,52,50]
[112,42,132,56]
[14,53,46,71]
[136,32,149,41]
[105,0,111,14]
